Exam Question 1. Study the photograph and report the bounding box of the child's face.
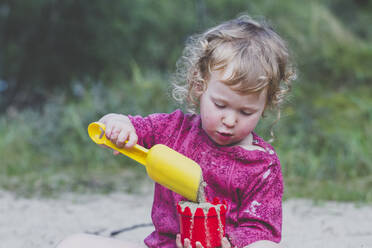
[199,70,267,147]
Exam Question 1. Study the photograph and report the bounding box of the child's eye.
[214,102,225,108]
[241,111,252,116]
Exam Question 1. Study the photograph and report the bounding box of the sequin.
[263,169,271,179]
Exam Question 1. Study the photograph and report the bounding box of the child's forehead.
[218,62,235,81]
[210,62,266,91]
[208,72,267,98]
[210,61,241,81]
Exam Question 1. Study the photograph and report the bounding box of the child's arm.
[127,109,186,149]
[227,162,283,247]
[99,110,187,152]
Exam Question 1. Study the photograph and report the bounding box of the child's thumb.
[221,237,231,248]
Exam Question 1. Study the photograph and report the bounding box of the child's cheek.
[202,117,213,133]
[207,114,219,130]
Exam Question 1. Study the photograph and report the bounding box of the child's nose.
[222,112,237,128]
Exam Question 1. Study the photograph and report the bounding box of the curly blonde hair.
[172,15,296,139]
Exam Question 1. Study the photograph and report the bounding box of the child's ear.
[197,82,206,92]
[262,103,270,117]
[192,81,206,95]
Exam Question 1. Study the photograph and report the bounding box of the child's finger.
[125,132,138,148]
[106,126,118,141]
[117,129,130,147]
[109,126,121,143]
[113,150,120,156]
[105,123,114,138]
[184,238,192,248]
[221,237,231,248]
[176,234,182,248]
[195,241,204,248]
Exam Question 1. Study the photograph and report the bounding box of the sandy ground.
[1,188,372,248]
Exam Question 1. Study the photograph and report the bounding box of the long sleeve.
[226,161,283,247]
[128,109,186,149]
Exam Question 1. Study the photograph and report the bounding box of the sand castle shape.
[177,198,227,248]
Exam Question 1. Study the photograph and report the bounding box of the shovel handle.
[88,122,148,166]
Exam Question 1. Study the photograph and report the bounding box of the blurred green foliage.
[0,0,371,201]
[2,0,371,109]
[0,67,175,196]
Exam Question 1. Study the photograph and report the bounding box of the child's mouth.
[216,131,233,140]
[218,132,232,136]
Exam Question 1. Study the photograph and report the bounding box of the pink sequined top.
[128,110,283,248]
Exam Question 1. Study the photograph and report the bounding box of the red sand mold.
[177,198,227,248]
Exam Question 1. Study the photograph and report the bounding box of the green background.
[0,0,371,201]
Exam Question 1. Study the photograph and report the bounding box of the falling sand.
[197,180,207,203]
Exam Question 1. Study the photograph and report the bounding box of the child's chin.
[208,132,236,146]
[213,138,236,147]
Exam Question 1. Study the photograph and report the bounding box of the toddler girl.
[57,15,295,248]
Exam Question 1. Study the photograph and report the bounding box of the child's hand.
[176,234,234,248]
[176,234,198,248]
[98,113,138,155]
[221,237,235,248]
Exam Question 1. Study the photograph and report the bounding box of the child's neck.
[237,133,266,152]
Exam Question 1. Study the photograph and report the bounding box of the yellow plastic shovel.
[87,122,202,202]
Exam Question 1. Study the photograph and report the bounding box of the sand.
[1,187,372,248]
[178,201,224,214]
